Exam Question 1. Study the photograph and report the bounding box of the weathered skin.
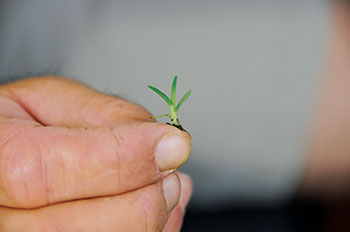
[0,76,192,231]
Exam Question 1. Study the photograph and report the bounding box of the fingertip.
[155,131,191,172]
[162,172,192,232]
[176,172,193,209]
[162,173,181,212]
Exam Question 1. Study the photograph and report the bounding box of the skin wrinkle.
[140,190,155,232]
[59,131,84,201]
[2,76,151,128]
[5,87,45,126]
[112,125,143,191]
[0,125,37,204]
[40,125,117,201]
[3,126,60,208]
[31,127,56,207]
[11,136,35,205]
[59,127,95,201]
[22,179,30,205]
[0,76,192,230]
[0,121,33,148]
[0,77,65,127]
[109,128,123,194]
[76,127,125,197]
[0,96,33,121]
[58,146,72,201]
[38,142,50,206]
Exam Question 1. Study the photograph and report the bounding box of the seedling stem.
[148,75,191,129]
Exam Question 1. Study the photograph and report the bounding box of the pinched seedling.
[148,75,191,130]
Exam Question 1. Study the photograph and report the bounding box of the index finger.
[0,76,153,127]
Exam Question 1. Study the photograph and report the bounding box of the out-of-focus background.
[0,0,342,231]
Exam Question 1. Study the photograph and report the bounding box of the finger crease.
[38,147,50,205]
[110,129,123,191]
[0,125,33,200]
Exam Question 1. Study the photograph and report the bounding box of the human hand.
[301,0,350,201]
[0,76,192,231]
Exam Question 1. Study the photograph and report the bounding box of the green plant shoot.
[148,75,191,128]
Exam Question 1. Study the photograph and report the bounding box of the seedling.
[148,75,191,130]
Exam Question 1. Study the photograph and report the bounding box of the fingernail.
[177,173,193,213]
[155,134,191,172]
[162,173,181,212]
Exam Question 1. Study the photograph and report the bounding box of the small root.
[166,122,190,135]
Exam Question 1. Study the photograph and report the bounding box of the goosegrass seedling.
[148,75,191,130]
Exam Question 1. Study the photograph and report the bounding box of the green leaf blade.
[151,114,170,119]
[148,85,172,106]
[171,75,178,105]
[175,90,192,112]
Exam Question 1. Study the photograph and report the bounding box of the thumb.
[0,119,191,208]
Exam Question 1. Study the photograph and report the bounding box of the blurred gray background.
[0,0,330,209]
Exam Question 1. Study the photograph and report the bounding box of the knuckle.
[0,130,48,207]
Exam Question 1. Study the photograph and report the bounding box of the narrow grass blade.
[151,114,170,119]
[175,90,192,112]
[148,85,172,106]
[171,75,178,105]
